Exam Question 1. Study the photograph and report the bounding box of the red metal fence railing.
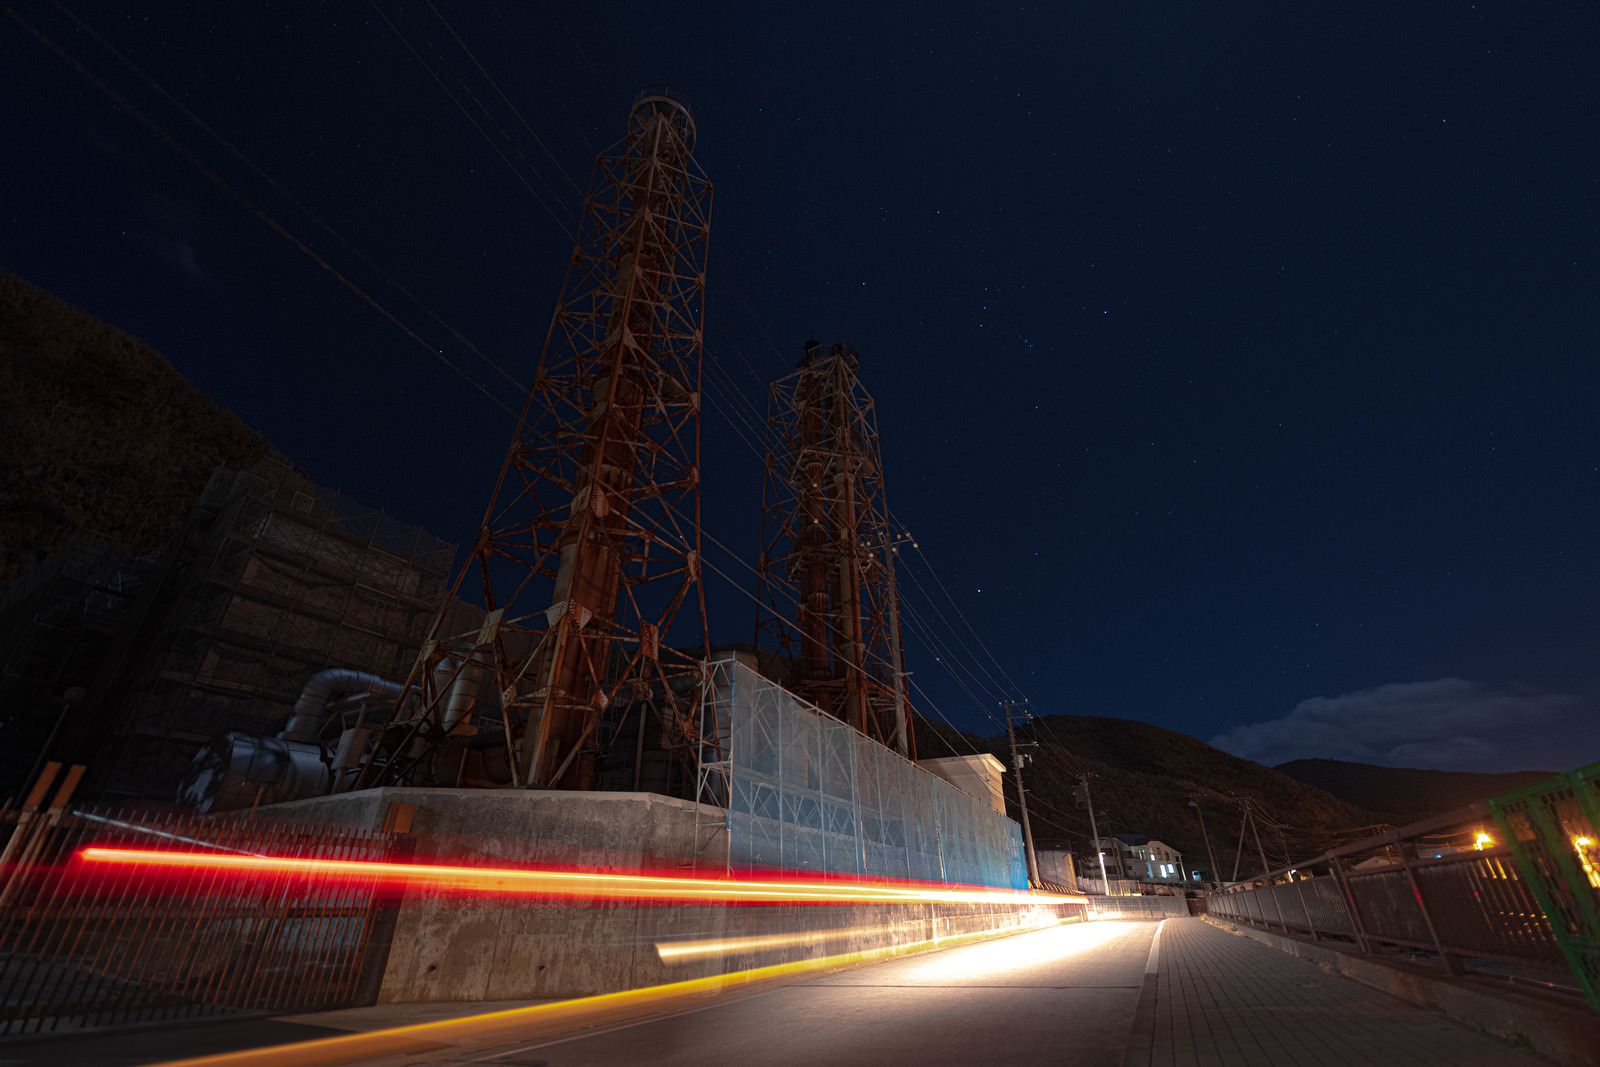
[0,763,404,1036]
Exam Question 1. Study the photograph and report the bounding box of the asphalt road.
[365,919,1157,1067]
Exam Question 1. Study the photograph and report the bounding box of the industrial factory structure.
[5,88,1031,894]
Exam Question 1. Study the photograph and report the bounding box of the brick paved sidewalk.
[1123,917,1549,1066]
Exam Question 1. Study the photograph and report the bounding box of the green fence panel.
[1487,760,1600,1012]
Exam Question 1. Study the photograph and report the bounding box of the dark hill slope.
[915,712,1383,877]
[1274,758,1551,823]
[0,269,272,589]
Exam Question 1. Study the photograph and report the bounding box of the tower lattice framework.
[367,88,713,791]
[756,341,911,755]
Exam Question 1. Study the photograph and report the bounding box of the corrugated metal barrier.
[708,658,1029,890]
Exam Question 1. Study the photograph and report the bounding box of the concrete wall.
[261,786,727,871]
[380,895,1083,1003]
[254,787,1086,1003]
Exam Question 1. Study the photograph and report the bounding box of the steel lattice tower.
[756,341,912,755]
[365,88,713,791]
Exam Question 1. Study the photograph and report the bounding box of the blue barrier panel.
[721,659,1026,890]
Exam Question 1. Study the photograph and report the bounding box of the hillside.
[0,268,272,590]
[915,712,1383,879]
[1274,758,1552,823]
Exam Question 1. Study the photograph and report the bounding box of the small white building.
[1094,833,1186,883]
[919,754,1007,815]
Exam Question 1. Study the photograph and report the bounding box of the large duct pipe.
[436,658,484,734]
[280,668,405,744]
[178,732,330,812]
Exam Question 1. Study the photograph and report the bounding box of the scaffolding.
[0,533,158,798]
[0,459,455,801]
[701,656,1027,889]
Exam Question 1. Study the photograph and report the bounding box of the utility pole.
[1232,802,1250,883]
[1188,795,1221,886]
[1076,774,1110,892]
[879,530,915,757]
[1003,699,1040,885]
[1230,800,1273,881]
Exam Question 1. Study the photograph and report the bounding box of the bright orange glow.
[1573,835,1600,889]
[1473,831,1494,851]
[76,847,1089,908]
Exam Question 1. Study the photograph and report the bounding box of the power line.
[26,0,1089,814]
[369,0,578,243]
[47,0,528,399]
[5,1,520,419]
[421,0,585,198]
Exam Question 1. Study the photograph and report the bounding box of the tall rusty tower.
[756,341,912,755]
[365,87,713,791]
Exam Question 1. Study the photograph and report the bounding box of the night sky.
[5,3,1598,775]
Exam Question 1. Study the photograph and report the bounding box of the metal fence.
[0,763,404,1036]
[1207,795,1578,1004]
[1086,895,1189,921]
[707,658,1028,889]
[1487,760,1600,1010]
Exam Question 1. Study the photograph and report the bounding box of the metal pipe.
[280,668,405,744]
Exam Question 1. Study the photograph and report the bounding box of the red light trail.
[76,847,1087,907]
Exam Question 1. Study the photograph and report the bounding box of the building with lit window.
[1092,833,1187,885]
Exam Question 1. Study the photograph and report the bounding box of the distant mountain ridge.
[1273,758,1552,823]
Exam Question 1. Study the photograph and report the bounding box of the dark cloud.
[1209,679,1584,773]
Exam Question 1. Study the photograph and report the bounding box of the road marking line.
[1145,918,1167,975]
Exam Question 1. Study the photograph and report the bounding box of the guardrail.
[1207,763,1600,1012]
[1086,895,1189,921]
[0,763,407,1036]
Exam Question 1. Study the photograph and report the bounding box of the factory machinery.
[183,87,913,811]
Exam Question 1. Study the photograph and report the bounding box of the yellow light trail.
[656,912,1083,962]
[148,917,1087,1067]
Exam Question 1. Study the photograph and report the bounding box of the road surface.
[358,919,1152,1067]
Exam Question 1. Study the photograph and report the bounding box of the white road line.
[1144,919,1166,975]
